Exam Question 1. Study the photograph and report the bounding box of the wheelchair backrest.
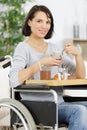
[0,55,12,99]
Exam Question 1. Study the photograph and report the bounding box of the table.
[26,79,87,98]
[26,79,87,86]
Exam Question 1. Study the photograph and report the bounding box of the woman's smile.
[39,29,48,35]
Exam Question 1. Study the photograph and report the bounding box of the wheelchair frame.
[12,85,58,130]
[0,56,67,130]
[0,56,37,130]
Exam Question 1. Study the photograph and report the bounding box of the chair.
[0,55,68,130]
[0,56,37,130]
[0,55,12,126]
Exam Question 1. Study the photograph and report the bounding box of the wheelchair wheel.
[0,98,37,130]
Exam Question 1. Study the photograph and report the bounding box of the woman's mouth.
[39,30,47,35]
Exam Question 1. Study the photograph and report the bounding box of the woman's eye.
[47,21,51,25]
[37,20,42,23]
[36,20,51,25]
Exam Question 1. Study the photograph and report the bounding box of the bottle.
[73,23,79,39]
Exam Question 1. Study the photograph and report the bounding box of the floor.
[0,126,68,130]
[59,127,68,130]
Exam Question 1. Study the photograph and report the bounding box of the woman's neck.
[26,36,48,53]
[27,36,44,46]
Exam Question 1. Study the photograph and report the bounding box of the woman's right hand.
[40,55,63,67]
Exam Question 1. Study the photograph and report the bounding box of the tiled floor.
[59,127,68,130]
[0,127,68,130]
[17,127,68,130]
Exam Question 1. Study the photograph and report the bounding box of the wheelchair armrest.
[2,61,11,68]
[13,84,58,104]
[0,55,12,68]
[15,84,50,90]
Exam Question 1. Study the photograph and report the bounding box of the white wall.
[23,0,87,44]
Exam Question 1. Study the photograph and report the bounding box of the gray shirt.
[9,41,76,104]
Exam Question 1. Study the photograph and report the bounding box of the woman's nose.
[42,22,47,28]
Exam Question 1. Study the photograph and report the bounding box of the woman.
[9,5,87,130]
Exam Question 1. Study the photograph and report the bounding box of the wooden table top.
[26,79,87,87]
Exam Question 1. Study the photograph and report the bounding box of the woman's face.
[28,11,51,38]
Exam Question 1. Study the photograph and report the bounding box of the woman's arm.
[18,55,63,84]
[18,61,40,84]
[75,53,85,78]
[64,43,85,78]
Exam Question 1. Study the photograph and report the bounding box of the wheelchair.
[0,55,67,130]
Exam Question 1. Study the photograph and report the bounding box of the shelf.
[73,39,87,43]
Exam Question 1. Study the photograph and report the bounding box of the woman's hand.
[40,55,63,67]
[64,43,85,78]
[64,43,80,56]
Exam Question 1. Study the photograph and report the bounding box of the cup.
[52,48,62,58]
[40,70,51,80]
[58,67,69,80]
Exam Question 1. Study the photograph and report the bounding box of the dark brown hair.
[22,5,54,39]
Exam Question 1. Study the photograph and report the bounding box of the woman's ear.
[28,19,31,26]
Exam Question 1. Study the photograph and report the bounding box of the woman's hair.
[22,5,54,39]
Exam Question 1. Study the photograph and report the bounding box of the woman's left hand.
[64,43,80,56]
